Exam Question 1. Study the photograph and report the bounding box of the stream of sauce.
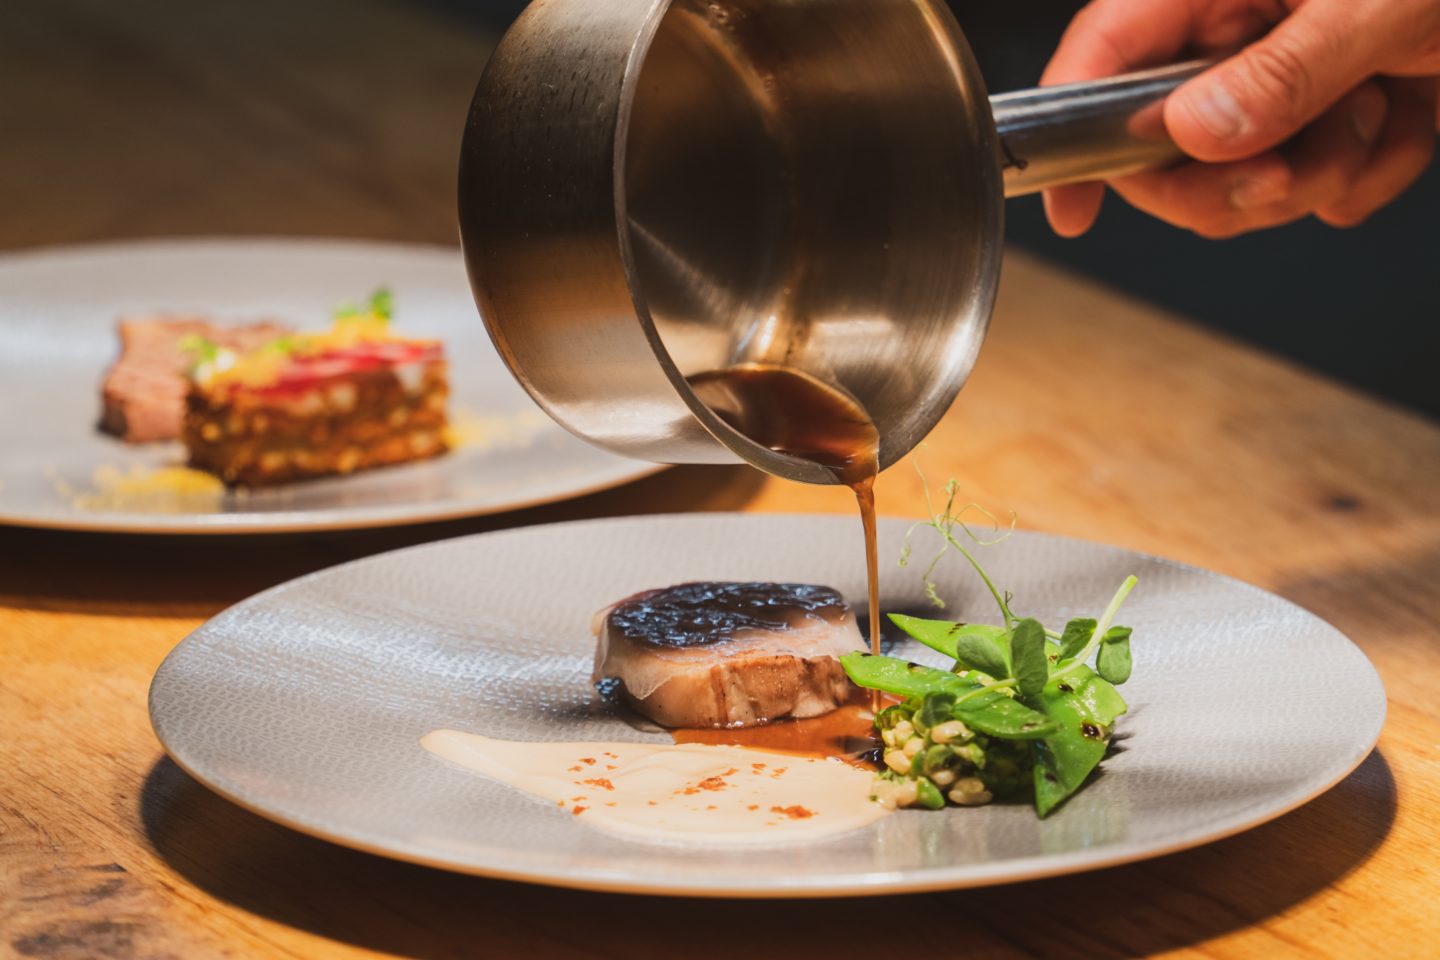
[688,363,883,706]
[424,364,895,846]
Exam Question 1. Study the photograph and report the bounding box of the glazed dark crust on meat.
[182,361,449,486]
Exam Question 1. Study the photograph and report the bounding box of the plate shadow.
[138,748,1395,960]
[0,464,766,617]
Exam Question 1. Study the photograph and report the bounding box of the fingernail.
[1183,81,1247,140]
[1230,172,1289,210]
[1350,92,1386,144]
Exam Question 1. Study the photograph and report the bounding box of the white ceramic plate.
[0,238,659,533]
[149,514,1385,897]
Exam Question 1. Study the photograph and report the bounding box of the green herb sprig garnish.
[845,473,1138,817]
[259,334,301,357]
[178,333,225,379]
[178,334,220,366]
[333,286,394,323]
[899,464,1016,622]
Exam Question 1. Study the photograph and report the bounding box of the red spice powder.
[680,774,731,795]
[582,778,615,791]
[579,757,597,765]
[572,806,588,816]
[770,805,814,820]
[770,767,788,779]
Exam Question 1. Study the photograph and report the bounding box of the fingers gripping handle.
[991,61,1212,198]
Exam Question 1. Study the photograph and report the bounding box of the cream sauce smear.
[421,730,888,845]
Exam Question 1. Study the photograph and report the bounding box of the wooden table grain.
[3,1,1438,957]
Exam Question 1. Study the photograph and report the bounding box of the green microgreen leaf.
[260,334,300,356]
[1057,617,1096,661]
[369,286,393,321]
[334,287,392,323]
[1009,618,1049,699]
[1096,625,1133,684]
[178,334,219,365]
[954,628,1012,680]
[916,691,957,732]
[1052,575,1138,685]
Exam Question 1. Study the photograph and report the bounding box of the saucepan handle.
[990,60,1212,198]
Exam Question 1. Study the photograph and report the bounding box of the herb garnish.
[259,334,301,357]
[178,334,219,366]
[178,333,233,381]
[844,474,1138,817]
[334,287,394,323]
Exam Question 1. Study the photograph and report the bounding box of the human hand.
[1042,0,1440,238]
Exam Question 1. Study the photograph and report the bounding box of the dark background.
[4,0,1435,418]
[956,1,1440,422]
[434,0,1439,419]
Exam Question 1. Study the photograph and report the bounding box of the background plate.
[149,514,1386,897]
[0,238,659,532]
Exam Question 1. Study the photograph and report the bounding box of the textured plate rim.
[148,513,1388,897]
[0,458,666,535]
[0,236,665,534]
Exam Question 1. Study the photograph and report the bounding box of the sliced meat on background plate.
[99,316,288,443]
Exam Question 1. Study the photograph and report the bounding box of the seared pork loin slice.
[592,582,861,728]
[99,316,288,443]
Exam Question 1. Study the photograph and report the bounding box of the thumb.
[1165,0,1411,162]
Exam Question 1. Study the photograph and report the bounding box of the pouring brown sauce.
[687,362,884,712]
[422,363,897,843]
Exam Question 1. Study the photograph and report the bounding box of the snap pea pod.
[1032,657,1129,815]
[952,685,1057,740]
[886,614,1008,677]
[840,653,1056,738]
[838,652,985,699]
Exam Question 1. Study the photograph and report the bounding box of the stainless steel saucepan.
[459,0,1204,484]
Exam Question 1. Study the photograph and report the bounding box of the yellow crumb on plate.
[444,407,552,453]
[66,464,227,514]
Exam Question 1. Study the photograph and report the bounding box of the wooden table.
[3,1,1438,957]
